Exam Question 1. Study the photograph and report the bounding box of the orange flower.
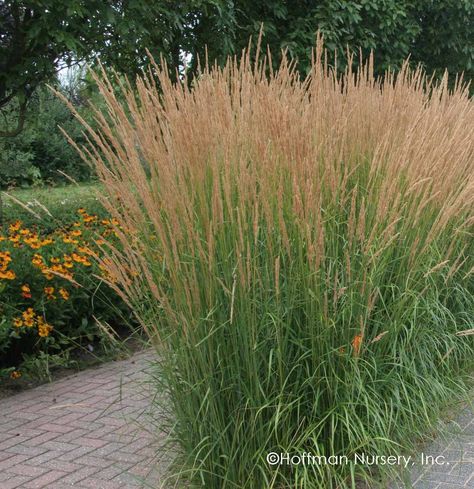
[13,317,23,328]
[21,284,32,299]
[82,215,96,223]
[77,246,93,255]
[38,322,53,337]
[0,251,11,262]
[42,269,54,280]
[44,286,56,300]
[32,254,45,267]
[71,253,91,266]
[0,269,16,280]
[10,370,22,380]
[49,264,73,280]
[59,288,70,301]
[22,307,34,318]
[8,220,21,233]
[23,235,39,245]
[24,317,35,327]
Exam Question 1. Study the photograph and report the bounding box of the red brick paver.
[0,352,165,488]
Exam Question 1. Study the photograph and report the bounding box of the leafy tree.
[186,1,474,79]
[4,1,472,138]
[0,0,192,136]
[412,1,474,78]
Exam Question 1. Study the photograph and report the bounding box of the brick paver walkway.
[392,402,474,489]
[0,349,471,489]
[0,351,166,489]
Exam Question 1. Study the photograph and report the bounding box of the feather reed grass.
[64,41,474,488]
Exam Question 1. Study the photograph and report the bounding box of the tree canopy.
[188,1,474,78]
[1,1,474,136]
[0,0,189,135]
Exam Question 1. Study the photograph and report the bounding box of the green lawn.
[2,183,106,230]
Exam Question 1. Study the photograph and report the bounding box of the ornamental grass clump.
[67,42,474,488]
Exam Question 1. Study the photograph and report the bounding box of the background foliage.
[0,86,91,187]
[1,1,473,187]
[190,1,474,77]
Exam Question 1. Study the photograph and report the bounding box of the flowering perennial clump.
[0,208,128,379]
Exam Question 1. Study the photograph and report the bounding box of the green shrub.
[28,88,94,183]
[72,46,474,488]
[0,87,94,188]
[0,100,40,187]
